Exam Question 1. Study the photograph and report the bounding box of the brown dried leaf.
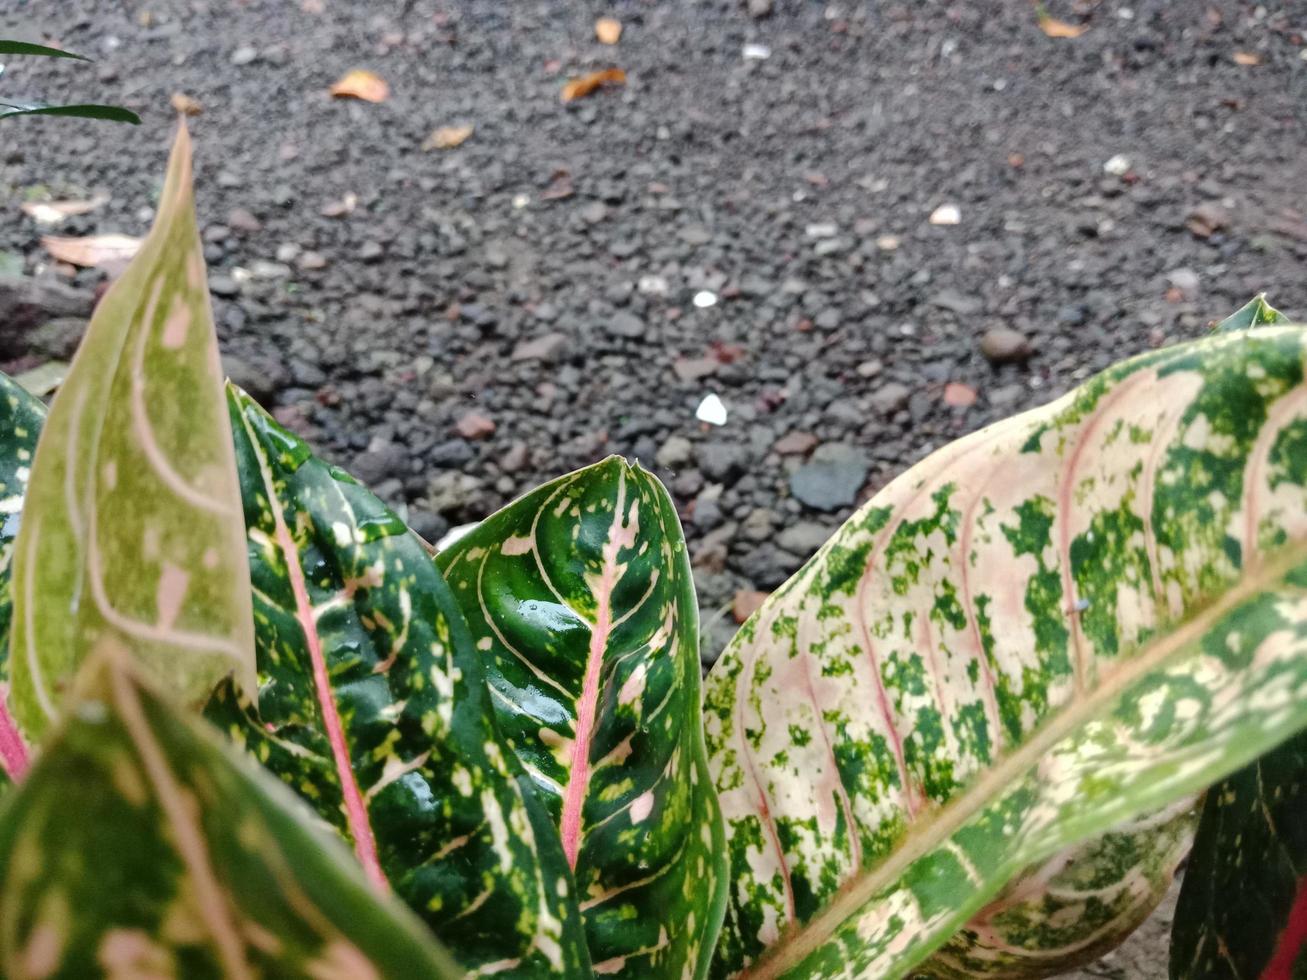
[560,68,626,103]
[329,69,389,103]
[170,92,203,116]
[423,124,474,151]
[595,17,622,45]
[20,196,108,225]
[1038,14,1088,38]
[41,233,142,269]
[1232,50,1261,66]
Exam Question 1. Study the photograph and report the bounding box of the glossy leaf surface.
[1171,729,1307,980]
[0,656,461,979]
[0,101,140,123]
[705,327,1307,978]
[437,457,728,979]
[0,40,89,59]
[0,375,44,787]
[206,387,590,977]
[8,123,254,741]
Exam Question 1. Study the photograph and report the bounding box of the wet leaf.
[561,67,626,103]
[329,69,389,103]
[9,123,257,741]
[596,17,623,45]
[438,457,728,979]
[705,326,1307,977]
[422,123,473,150]
[40,232,142,269]
[206,388,592,976]
[0,656,461,979]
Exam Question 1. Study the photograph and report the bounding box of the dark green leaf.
[206,386,592,976]
[0,40,90,60]
[0,102,140,124]
[1214,293,1290,333]
[0,655,461,978]
[1171,729,1307,979]
[437,456,728,979]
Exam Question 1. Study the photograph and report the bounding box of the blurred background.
[2,0,1305,699]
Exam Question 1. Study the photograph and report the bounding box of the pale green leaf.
[7,123,256,740]
[437,457,728,979]
[0,655,461,978]
[705,327,1307,978]
[1214,293,1290,333]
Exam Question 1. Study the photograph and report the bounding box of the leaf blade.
[7,122,256,739]
[207,386,592,976]
[0,656,461,978]
[705,327,1307,977]
[0,40,89,60]
[437,457,728,979]
[0,102,140,123]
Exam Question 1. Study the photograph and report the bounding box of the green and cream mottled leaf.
[437,457,728,980]
[7,123,256,740]
[0,375,44,788]
[705,327,1307,978]
[206,386,590,977]
[1171,728,1307,979]
[0,655,461,979]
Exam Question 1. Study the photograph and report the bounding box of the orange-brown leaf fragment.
[423,124,474,150]
[41,234,142,269]
[330,69,389,103]
[1232,51,1261,66]
[170,92,203,116]
[1038,14,1088,38]
[560,68,626,103]
[595,17,623,44]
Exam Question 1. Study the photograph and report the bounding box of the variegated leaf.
[436,457,728,979]
[7,122,256,739]
[0,374,43,787]
[1214,292,1290,333]
[1171,728,1307,980]
[705,327,1307,978]
[0,655,461,979]
[206,386,591,977]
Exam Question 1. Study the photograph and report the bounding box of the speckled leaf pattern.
[437,457,728,979]
[7,123,256,741]
[0,375,44,788]
[705,327,1307,978]
[0,656,461,979]
[206,386,590,977]
[1171,728,1307,980]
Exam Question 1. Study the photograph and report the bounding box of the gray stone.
[26,317,86,359]
[511,331,569,363]
[209,276,240,298]
[223,352,289,406]
[428,439,476,467]
[0,274,95,357]
[351,440,409,486]
[230,45,259,66]
[739,543,796,589]
[607,311,645,338]
[870,381,912,415]
[657,435,694,469]
[931,289,984,316]
[747,0,774,19]
[777,521,833,558]
[789,443,870,511]
[697,441,747,483]
[979,327,1033,365]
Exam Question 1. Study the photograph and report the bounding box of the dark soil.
[1,4,1303,972]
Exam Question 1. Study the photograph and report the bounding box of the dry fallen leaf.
[329,69,389,103]
[423,124,474,150]
[1233,51,1261,66]
[561,68,626,103]
[20,195,109,226]
[595,17,622,44]
[1038,14,1088,38]
[170,92,203,116]
[41,233,142,269]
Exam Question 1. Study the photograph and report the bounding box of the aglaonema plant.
[1,122,1307,980]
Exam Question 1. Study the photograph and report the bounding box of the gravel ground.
[2,1,1304,975]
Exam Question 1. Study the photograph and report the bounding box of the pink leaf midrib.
[241,408,387,894]
[0,686,29,781]
[559,473,630,869]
